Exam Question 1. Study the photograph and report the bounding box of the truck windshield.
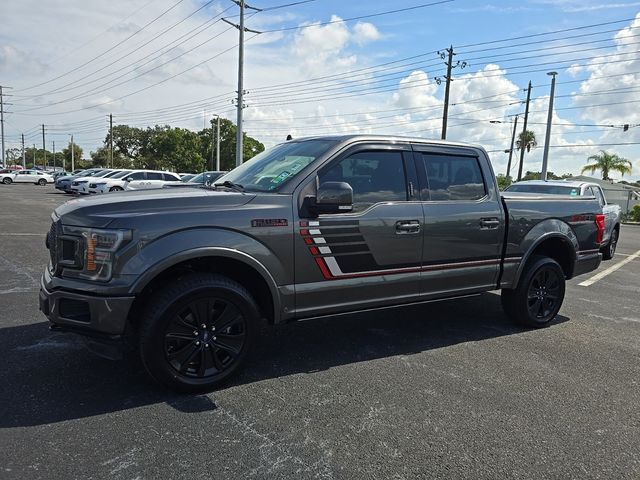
[506,184,580,196]
[217,139,338,192]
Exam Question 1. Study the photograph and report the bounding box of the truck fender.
[509,219,578,288]
[125,229,284,323]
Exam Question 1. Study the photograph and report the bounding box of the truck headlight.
[62,226,132,281]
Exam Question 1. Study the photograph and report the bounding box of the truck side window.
[594,187,606,207]
[319,151,407,212]
[421,154,486,201]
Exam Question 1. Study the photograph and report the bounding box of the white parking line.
[578,249,640,287]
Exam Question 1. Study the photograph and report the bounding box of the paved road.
[1,185,639,479]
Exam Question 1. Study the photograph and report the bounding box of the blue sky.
[2,0,640,180]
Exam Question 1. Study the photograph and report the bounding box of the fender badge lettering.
[251,219,288,227]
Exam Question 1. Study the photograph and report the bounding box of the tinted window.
[111,170,131,179]
[163,173,180,181]
[421,154,486,201]
[147,172,163,180]
[584,186,594,196]
[127,172,145,181]
[319,151,407,213]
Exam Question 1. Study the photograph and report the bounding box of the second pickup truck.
[40,135,605,391]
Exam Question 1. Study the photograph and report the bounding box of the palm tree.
[516,130,537,153]
[581,150,632,180]
[515,130,537,180]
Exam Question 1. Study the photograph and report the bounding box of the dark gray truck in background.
[39,135,605,391]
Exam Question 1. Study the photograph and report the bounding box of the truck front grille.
[47,221,60,276]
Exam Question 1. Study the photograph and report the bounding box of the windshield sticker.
[270,171,292,187]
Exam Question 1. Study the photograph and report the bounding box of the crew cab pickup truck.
[39,135,605,392]
[505,180,622,260]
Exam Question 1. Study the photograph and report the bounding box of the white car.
[2,170,54,185]
[70,169,120,194]
[124,171,181,191]
[87,170,133,194]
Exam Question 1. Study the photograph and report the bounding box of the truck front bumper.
[39,275,135,359]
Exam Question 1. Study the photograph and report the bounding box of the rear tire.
[109,186,123,192]
[601,228,618,260]
[38,178,47,186]
[139,273,259,392]
[2,177,11,185]
[501,255,565,328]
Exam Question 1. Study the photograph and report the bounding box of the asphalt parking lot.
[1,184,639,479]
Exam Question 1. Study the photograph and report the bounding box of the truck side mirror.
[312,181,353,214]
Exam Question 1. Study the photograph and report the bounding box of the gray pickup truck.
[39,135,605,392]
[505,180,622,260]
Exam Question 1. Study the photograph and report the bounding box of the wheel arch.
[128,248,281,327]
[511,233,577,287]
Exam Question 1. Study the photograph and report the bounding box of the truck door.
[294,144,424,318]
[413,146,504,297]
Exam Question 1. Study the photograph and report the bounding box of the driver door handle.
[396,220,421,234]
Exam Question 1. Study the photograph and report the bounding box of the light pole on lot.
[490,117,519,178]
[211,115,220,171]
[541,71,558,181]
[68,134,75,172]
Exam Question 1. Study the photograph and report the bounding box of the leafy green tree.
[520,170,570,181]
[145,127,205,172]
[581,150,632,180]
[90,146,129,168]
[496,174,512,190]
[62,142,83,170]
[197,118,264,171]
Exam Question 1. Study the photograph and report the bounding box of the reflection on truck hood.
[54,187,256,228]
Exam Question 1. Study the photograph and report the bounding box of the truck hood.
[54,187,255,228]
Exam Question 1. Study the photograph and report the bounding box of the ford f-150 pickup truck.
[39,135,605,392]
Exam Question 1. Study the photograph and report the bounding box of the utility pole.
[42,124,46,170]
[216,116,221,171]
[441,46,454,140]
[223,1,261,167]
[70,135,75,172]
[517,81,532,181]
[506,115,519,178]
[0,85,5,166]
[33,144,36,167]
[53,140,56,171]
[109,114,113,168]
[21,133,25,169]
[211,118,215,170]
[541,72,558,181]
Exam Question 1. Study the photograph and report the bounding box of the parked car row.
[54,168,228,194]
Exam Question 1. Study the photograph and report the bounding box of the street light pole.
[541,71,558,181]
[506,115,519,178]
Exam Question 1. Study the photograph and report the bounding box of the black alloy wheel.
[38,178,46,185]
[164,297,247,379]
[139,273,259,392]
[526,266,562,321]
[602,228,618,260]
[501,255,566,328]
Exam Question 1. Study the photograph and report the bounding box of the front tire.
[601,228,618,260]
[2,177,12,185]
[109,186,123,192]
[38,178,47,186]
[501,255,566,328]
[139,273,259,392]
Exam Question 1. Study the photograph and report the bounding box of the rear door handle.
[480,218,500,230]
[396,220,421,234]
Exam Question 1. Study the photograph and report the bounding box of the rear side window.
[421,154,486,201]
[128,172,145,181]
[147,172,163,180]
[163,173,180,181]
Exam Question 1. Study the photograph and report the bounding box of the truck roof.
[287,134,484,150]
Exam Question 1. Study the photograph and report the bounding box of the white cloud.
[352,22,381,46]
